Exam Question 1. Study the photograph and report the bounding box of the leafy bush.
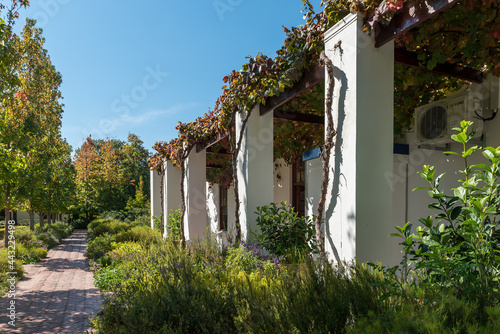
[113,225,161,245]
[36,232,59,249]
[90,236,387,333]
[0,250,24,278]
[166,209,181,241]
[13,227,37,243]
[0,249,24,296]
[88,220,130,241]
[15,243,47,264]
[47,221,74,239]
[130,213,150,228]
[254,202,317,261]
[225,243,278,274]
[349,294,500,333]
[393,121,500,304]
[86,233,115,260]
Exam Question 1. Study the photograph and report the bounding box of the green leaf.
[413,187,432,191]
[451,132,467,144]
[443,151,460,156]
[450,206,462,220]
[470,164,491,172]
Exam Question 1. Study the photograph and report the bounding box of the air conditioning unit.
[415,90,483,146]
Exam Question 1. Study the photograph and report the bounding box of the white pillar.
[164,161,181,237]
[305,156,322,219]
[236,105,274,241]
[324,13,394,265]
[183,149,207,241]
[150,169,162,229]
[206,182,219,234]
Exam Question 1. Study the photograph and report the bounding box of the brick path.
[0,230,102,333]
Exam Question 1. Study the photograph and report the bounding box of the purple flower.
[133,266,137,270]
[160,266,168,274]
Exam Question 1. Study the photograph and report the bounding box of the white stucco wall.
[150,169,162,229]
[273,158,292,205]
[324,13,395,266]
[237,105,274,241]
[164,161,181,238]
[305,157,322,219]
[184,149,207,241]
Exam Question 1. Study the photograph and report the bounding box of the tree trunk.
[29,210,35,231]
[39,213,45,228]
[3,207,11,247]
[314,51,338,260]
[228,107,252,245]
[47,213,52,225]
[159,166,164,235]
[179,159,187,248]
[3,183,11,246]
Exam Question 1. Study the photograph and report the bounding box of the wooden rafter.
[260,63,325,116]
[395,48,484,83]
[196,129,229,153]
[206,163,223,169]
[273,110,324,124]
[374,0,460,48]
[206,147,230,155]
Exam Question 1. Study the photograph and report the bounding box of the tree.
[74,136,101,225]
[74,134,150,223]
[1,18,66,244]
[122,133,150,203]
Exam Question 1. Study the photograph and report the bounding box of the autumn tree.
[74,134,150,223]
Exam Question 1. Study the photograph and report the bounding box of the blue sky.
[13,0,322,154]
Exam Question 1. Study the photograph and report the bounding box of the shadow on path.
[0,230,102,334]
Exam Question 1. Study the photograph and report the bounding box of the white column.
[324,13,394,265]
[236,105,274,241]
[164,161,181,237]
[150,169,162,229]
[206,182,219,234]
[305,157,322,219]
[183,149,207,241]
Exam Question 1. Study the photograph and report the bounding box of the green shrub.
[393,121,500,305]
[13,226,37,243]
[36,231,59,249]
[90,238,388,334]
[349,294,500,333]
[130,213,150,228]
[254,202,317,262]
[16,243,48,264]
[88,220,130,241]
[0,249,24,296]
[86,233,115,260]
[113,225,161,245]
[166,209,181,241]
[48,221,74,239]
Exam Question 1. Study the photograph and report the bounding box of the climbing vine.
[150,0,500,246]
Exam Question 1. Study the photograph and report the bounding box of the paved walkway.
[0,230,102,333]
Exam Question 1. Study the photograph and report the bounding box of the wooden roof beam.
[196,130,229,153]
[206,147,231,155]
[273,110,324,124]
[395,48,484,83]
[374,0,460,48]
[260,63,325,116]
